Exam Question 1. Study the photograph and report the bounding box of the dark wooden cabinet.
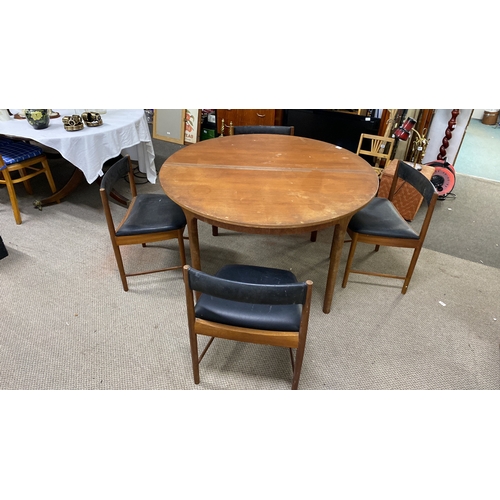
[282,109,382,153]
[217,109,283,134]
[216,109,391,153]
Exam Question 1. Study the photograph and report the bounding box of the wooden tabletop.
[159,134,379,314]
[160,134,379,233]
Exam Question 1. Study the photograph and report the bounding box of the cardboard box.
[378,160,435,221]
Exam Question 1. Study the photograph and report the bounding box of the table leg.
[37,166,84,206]
[323,217,349,314]
[38,165,130,208]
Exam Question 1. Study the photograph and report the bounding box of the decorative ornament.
[25,109,50,130]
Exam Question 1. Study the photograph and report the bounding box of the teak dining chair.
[183,264,313,389]
[0,138,57,224]
[212,125,294,236]
[100,155,187,291]
[341,160,438,294]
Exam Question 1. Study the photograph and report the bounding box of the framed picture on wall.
[153,109,186,144]
[185,109,201,144]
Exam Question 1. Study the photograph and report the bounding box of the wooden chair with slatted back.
[183,264,313,389]
[356,133,395,175]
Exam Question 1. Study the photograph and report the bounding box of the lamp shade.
[394,117,417,141]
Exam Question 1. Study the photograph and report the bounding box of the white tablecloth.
[0,109,156,183]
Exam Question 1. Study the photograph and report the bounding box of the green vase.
[25,109,50,129]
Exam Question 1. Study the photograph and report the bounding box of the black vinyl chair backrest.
[395,161,436,205]
[187,266,308,306]
[233,125,294,136]
[100,156,130,196]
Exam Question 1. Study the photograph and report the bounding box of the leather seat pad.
[116,194,186,236]
[195,265,303,331]
[349,197,419,239]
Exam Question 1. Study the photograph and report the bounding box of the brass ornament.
[81,112,103,127]
[62,115,84,131]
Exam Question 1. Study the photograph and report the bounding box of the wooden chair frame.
[100,156,187,291]
[0,153,57,224]
[342,160,439,294]
[182,265,313,389]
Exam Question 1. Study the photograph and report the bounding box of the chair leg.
[111,241,129,291]
[212,225,219,236]
[342,235,359,288]
[310,231,317,242]
[291,344,306,390]
[402,247,422,294]
[189,332,200,384]
[2,170,22,224]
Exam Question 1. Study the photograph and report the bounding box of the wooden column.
[437,109,460,161]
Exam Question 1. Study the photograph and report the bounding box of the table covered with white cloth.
[0,109,156,183]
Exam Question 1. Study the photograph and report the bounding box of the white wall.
[422,109,473,165]
[472,109,484,119]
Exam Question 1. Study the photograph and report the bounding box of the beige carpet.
[1,160,499,390]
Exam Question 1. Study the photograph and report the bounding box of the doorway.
[454,109,500,182]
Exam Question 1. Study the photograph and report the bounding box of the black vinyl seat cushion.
[116,194,187,237]
[349,197,419,239]
[194,265,303,331]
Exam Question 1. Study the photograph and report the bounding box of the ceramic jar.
[25,109,50,129]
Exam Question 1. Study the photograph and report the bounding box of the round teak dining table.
[159,134,379,313]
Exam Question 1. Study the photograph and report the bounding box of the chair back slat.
[187,267,308,305]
